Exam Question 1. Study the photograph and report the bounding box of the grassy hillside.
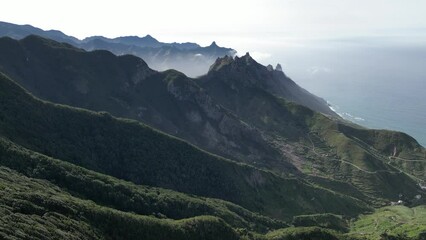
[349,205,426,240]
[306,110,425,201]
[0,72,368,220]
[265,227,344,240]
[200,62,424,203]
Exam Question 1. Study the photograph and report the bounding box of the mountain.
[0,35,424,208]
[0,33,425,239]
[0,21,236,77]
[0,72,370,220]
[83,34,200,49]
[199,54,426,201]
[0,21,79,45]
[0,137,275,239]
[79,37,236,77]
[203,53,337,116]
[0,35,285,171]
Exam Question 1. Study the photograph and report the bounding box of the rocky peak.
[235,52,257,66]
[144,34,155,40]
[209,41,218,48]
[208,55,234,72]
[275,64,283,72]
[266,64,274,71]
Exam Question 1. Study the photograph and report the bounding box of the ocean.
[266,37,426,147]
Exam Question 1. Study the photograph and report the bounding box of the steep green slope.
[4,141,420,240]
[0,166,240,240]
[308,112,425,200]
[0,72,368,220]
[0,137,283,233]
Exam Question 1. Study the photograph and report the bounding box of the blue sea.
[265,37,426,147]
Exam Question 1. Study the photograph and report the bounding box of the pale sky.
[3,0,426,62]
[2,0,426,43]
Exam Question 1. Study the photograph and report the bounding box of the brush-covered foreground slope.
[0,72,368,220]
[1,136,420,240]
[0,35,424,205]
[3,139,418,240]
[0,140,252,240]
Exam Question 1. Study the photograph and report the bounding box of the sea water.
[269,38,426,147]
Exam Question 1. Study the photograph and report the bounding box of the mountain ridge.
[0,21,236,77]
[0,26,425,239]
[0,35,424,207]
[0,71,370,220]
[204,53,337,117]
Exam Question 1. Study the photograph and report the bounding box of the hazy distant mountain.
[0,21,236,76]
[80,38,236,77]
[83,34,201,49]
[0,21,79,44]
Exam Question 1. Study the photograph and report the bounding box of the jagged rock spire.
[210,41,218,47]
[275,63,283,72]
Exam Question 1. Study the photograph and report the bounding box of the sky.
[2,0,426,45]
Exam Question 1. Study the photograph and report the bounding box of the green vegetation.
[349,205,426,240]
[0,35,424,239]
[0,166,240,240]
[307,111,424,202]
[0,35,423,208]
[0,72,368,220]
[292,213,349,232]
[0,137,283,232]
[0,35,281,171]
[200,58,424,204]
[265,227,342,240]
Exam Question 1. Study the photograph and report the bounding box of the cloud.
[307,66,332,75]
[250,51,272,61]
